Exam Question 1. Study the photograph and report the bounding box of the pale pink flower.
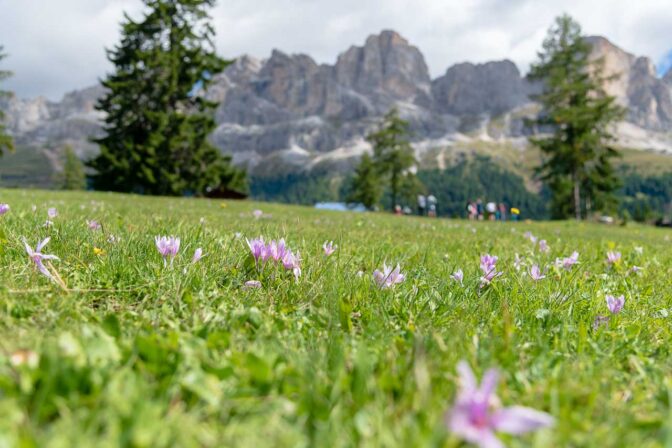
[47,208,58,219]
[23,237,59,280]
[538,240,549,254]
[451,269,464,286]
[246,237,266,263]
[373,263,405,289]
[529,265,545,281]
[192,248,204,263]
[606,251,621,265]
[244,280,262,289]
[480,254,502,286]
[86,220,101,231]
[252,209,264,219]
[323,241,337,256]
[0,204,9,215]
[446,361,554,448]
[606,295,625,314]
[155,236,180,265]
[556,251,579,270]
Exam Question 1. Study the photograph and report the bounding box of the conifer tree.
[367,108,417,210]
[89,0,246,196]
[529,15,624,220]
[0,46,14,157]
[348,153,382,209]
[61,146,87,190]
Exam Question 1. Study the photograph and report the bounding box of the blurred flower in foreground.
[87,220,101,231]
[446,361,554,448]
[93,247,105,256]
[155,236,180,265]
[606,295,625,314]
[529,265,545,281]
[23,237,59,280]
[10,349,39,368]
[556,251,579,270]
[0,203,9,215]
[451,269,464,286]
[47,208,58,219]
[373,263,405,289]
[538,240,549,253]
[323,241,337,256]
[606,251,621,266]
[192,248,204,263]
[244,280,262,289]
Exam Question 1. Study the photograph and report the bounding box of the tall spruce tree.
[529,15,624,220]
[0,46,14,157]
[89,0,246,196]
[61,146,87,190]
[348,153,383,209]
[367,108,417,210]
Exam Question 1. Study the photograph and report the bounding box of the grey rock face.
[431,60,530,116]
[2,31,672,177]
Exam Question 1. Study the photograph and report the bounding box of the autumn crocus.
[47,208,58,219]
[86,220,101,231]
[606,295,625,314]
[557,251,579,270]
[246,237,265,263]
[606,251,621,265]
[323,241,337,256]
[0,203,9,215]
[529,264,545,281]
[451,269,464,286]
[155,236,180,265]
[282,250,302,280]
[192,248,204,263]
[373,263,405,289]
[538,240,549,254]
[446,361,554,448]
[23,237,59,280]
[479,254,501,285]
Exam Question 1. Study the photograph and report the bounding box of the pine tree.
[529,15,624,220]
[89,0,246,196]
[348,153,383,209]
[61,146,87,190]
[0,46,14,157]
[367,108,417,210]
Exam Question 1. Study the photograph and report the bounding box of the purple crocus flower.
[557,251,579,270]
[0,203,9,215]
[23,237,59,280]
[268,239,287,261]
[155,236,180,265]
[606,295,625,314]
[86,220,101,231]
[446,361,554,448]
[451,269,464,286]
[523,231,537,243]
[480,254,502,286]
[243,280,262,289]
[529,265,545,281]
[252,209,264,219]
[538,240,549,254]
[323,241,337,256]
[282,250,302,280]
[606,251,621,265]
[373,263,405,289]
[192,248,204,263]
[47,208,58,219]
[246,237,265,263]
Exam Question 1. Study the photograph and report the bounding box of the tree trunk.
[573,171,581,221]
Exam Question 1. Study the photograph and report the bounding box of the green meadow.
[0,188,670,447]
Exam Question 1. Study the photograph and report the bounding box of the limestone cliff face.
[3,31,672,175]
[586,36,672,131]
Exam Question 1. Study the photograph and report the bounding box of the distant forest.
[252,156,672,222]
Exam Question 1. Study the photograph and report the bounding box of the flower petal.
[491,405,555,435]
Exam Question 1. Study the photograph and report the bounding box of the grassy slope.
[0,189,671,447]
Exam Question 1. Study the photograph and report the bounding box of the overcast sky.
[1,0,671,100]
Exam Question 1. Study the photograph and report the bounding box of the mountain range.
[2,30,672,181]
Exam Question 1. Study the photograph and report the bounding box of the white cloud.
[0,0,670,99]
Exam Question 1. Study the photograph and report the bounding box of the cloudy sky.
[1,0,671,100]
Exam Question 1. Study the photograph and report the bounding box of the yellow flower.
[511,208,520,215]
[220,203,227,208]
[93,247,105,256]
